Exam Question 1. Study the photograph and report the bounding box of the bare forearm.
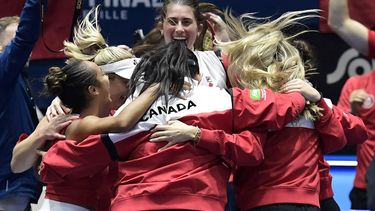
[328,0,349,29]
[114,84,159,132]
[328,0,369,55]
[11,131,46,173]
[82,85,159,135]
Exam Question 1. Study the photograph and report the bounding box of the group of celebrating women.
[4,0,370,210]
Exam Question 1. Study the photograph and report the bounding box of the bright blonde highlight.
[218,10,322,121]
[64,6,133,65]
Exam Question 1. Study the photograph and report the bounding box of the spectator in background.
[328,0,375,57]
[0,0,44,210]
[329,0,375,209]
[367,157,375,210]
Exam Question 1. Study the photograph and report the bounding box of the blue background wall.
[30,0,320,110]
[30,0,375,112]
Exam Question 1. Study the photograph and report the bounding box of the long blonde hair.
[64,6,133,65]
[218,10,322,121]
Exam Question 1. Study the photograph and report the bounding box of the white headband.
[100,58,140,79]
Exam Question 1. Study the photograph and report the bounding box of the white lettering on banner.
[111,0,126,7]
[88,0,163,8]
[152,0,163,7]
[327,48,375,84]
[82,9,128,20]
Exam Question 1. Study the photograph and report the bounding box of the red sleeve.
[337,76,358,113]
[40,134,113,183]
[232,88,305,132]
[318,157,334,200]
[198,129,265,167]
[368,29,375,59]
[16,133,29,144]
[315,99,347,154]
[332,105,368,145]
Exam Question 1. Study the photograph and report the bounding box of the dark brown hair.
[44,61,99,113]
[130,40,199,106]
[133,0,223,56]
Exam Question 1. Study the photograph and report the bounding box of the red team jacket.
[233,99,347,210]
[16,133,116,210]
[317,30,375,201]
[370,30,375,59]
[337,69,375,190]
[338,30,375,189]
[39,136,118,210]
[221,51,365,205]
[40,86,305,211]
[319,106,368,200]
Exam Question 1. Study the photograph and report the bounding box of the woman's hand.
[203,12,230,42]
[349,89,370,115]
[45,97,71,121]
[150,120,200,151]
[11,115,77,174]
[117,44,132,53]
[349,89,369,104]
[36,114,78,141]
[281,79,321,102]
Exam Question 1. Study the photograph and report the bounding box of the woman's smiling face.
[162,4,201,50]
